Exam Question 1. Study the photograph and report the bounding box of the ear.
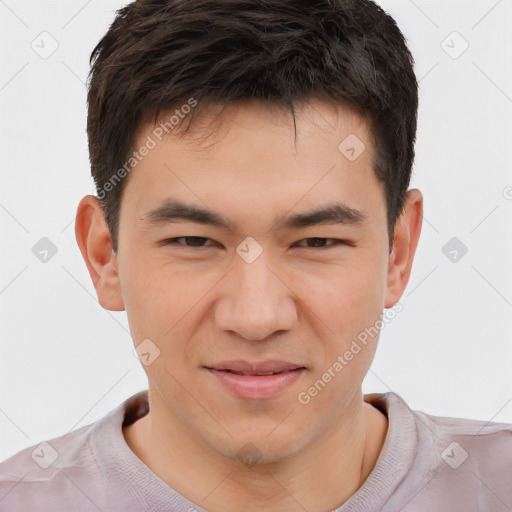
[75,195,125,311]
[384,188,423,308]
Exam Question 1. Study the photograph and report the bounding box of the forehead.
[135,98,375,164]
[120,99,385,232]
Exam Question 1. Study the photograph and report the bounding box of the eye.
[161,236,218,247]
[293,238,348,248]
[160,237,350,249]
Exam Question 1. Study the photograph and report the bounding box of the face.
[92,99,406,463]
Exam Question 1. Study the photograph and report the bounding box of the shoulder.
[407,397,512,509]
[375,391,512,457]
[0,421,104,511]
[366,392,512,510]
[413,405,512,471]
[0,393,146,512]
[1,421,96,476]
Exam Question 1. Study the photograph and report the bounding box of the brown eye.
[162,237,217,247]
[294,238,347,248]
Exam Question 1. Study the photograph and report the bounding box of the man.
[1,0,511,510]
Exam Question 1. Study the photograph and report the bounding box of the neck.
[123,390,388,512]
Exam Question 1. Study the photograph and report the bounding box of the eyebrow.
[144,199,367,232]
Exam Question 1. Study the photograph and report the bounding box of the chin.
[207,429,309,466]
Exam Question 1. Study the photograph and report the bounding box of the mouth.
[205,359,306,374]
[204,360,307,399]
[211,368,304,376]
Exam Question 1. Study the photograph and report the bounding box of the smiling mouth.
[213,368,305,376]
[204,365,307,399]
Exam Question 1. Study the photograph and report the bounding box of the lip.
[204,360,306,400]
[206,359,305,374]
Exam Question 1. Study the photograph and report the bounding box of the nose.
[214,252,299,341]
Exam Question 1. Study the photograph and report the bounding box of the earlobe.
[384,189,423,308]
[75,195,125,311]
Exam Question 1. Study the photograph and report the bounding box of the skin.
[75,98,423,512]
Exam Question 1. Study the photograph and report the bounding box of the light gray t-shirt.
[1,390,511,511]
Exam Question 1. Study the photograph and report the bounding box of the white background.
[1,0,511,462]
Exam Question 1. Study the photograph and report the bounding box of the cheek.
[291,257,384,332]
[121,259,218,358]
[290,261,386,396]
[119,256,182,342]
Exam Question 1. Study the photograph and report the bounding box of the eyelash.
[161,237,350,249]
